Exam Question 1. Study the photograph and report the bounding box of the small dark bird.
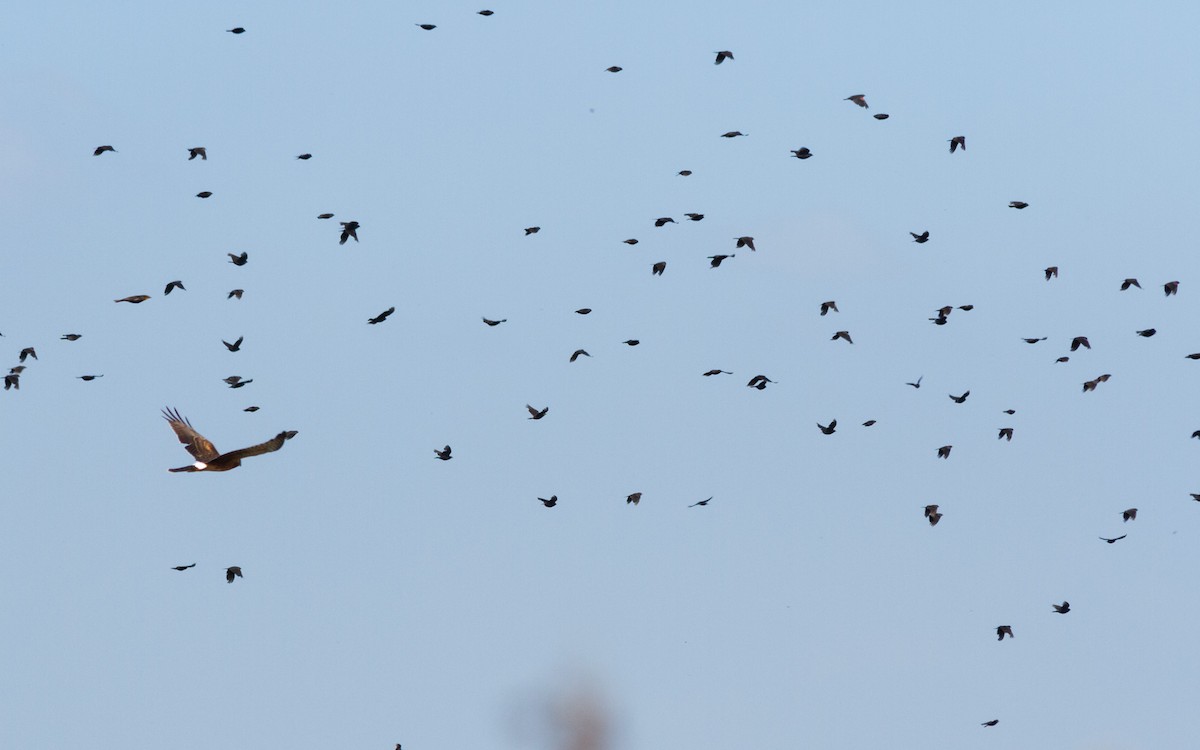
[927,509,943,526]
[478,10,494,16]
[1191,493,1200,501]
[1002,409,1016,415]
[622,339,639,346]
[296,153,312,160]
[9,366,25,374]
[227,28,245,34]
[996,625,1013,641]
[416,24,436,30]
[317,213,334,219]
[1099,535,1126,544]
[982,720,999,727]
[654,217,675,227]
[1187,354,1200,360]
[949,391,969,403]
[819,301,838,316]
[746,375,774,388]
[482,317,507,326]
[524,226,540,235]
[368,307,395,325]
[703,370,731,376]
[228,289,244,300]
[626,492,642,505]
[228,252,248,266]
[1123,508,1138,522]
[735,236,756,251]
[223,336,244,352]
[1022,337,1047,344]
[77,375,104,381]
[845,94,868,108]
[937,445,952,459]
[575,308,592,315]
[164,280,186,295]
[61,334,82,341]
[720,131,747,138]
[924,504,939,519]
[228,379,252,389]
[1136,328,1157,337]
[790,148,812,159]
[623,239,638,245]
[998,427,1013,441]
[910,231,930,243]
[526,404,548,420]
[1051,601,1071,614]
[226,566,242,582]
[862,420,877,426]
[539,495,558,507]
[818,420,837,435]
[570,349,590,362]
[1120,278,1141,290]
[651,261,666,275]
[188,147,207,161]
[708,254,734,267]
[172,564,196,571]
[1083,379,1098,393]
[93,145,116,156]
[677,170,692,176]
[714,50,734,64]
[689,497,712,508]
[1009,201,1029,209]
[18,347,36,362]
[949,136,966,153]
[906,376,923,389]
[684,213,704,221]
[873,113,889,120]
[1045,266,1059,280]
[244,406,259,412]
[196,191,212,199]
[1056,356,1070,363]
[339,221,360,244]
[3,373,17,390]
[115,295,151,303]
[1070,336,1090,351]
[1165,280,1180,296]
[606,66,622,73]
[434,445,452,461]
[831,330,853,344]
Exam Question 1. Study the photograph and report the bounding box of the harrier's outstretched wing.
[162,408,219,462]
[217,430,298,464]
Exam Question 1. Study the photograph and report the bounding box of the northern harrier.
[162,407,296,472]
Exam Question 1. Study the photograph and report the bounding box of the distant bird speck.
[61,334,82,341]
[222,336,244,352]
[164,280,186,295]
[720,131,747,138]
[873,113,889,120]
[911,231,930,243]
[1009,201,1029,209]
[735,236,756,251]
[526,405,548,420]
[606,66,623,73]
[188,147,207,161]
[115,295,151,304]
[1052,601,1070,614]
[714,50,734,64]
[339,221,360,245]
[196,191,212,199]
[1121,278,1141,290]
[790,148,812,159]
[416,24,436,30]
[226,566,242,582]
[539,495,557,507]
[622,339,640,346]
[845,94,868,108]
[228,289,244,300]
[652,261,666,275]
[368,307,395,325]
[832,331,853,344]
[524,226,540,235]
[228,252,248,266]
[434,445,452,461]
[93,145,116,156]
[296,153,312,160]
[227,28,245,34]
[949,136,966,153]
[1164,280,1180,296]
[1045,266,1059,280]
[482,317,507,327]
[77,375,103,382]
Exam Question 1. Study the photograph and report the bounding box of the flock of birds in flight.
[6,11,1196,740]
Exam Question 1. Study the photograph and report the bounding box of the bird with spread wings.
[162,407,297,472]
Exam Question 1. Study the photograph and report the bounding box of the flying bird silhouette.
[339,221,360,244]
[482,317,507,327]
[18,347,36,362]
[1009,201,1029,209]
[164,280,185,295]
[196,191,212,199]
[172,563,196,571]
[226,566,242,582]
[1164,280,1180,296]
[1121,278,1141,290]
[569,349,590,362]
[163,408,296,472]
[1045,266,1058,280]
[434,445,452,461]
[790,148,812,159]
[910,231,929,243]
[684,213,704,221]
[937,445,952,459]
[222,336,243,352]
[996,625,1013,641]
[720,131,747,138]
[1070,336,1091,351]
[845,94,868,108]
[714,50,734,64]
[654,217,675,227]
[606,66,622,73]
[526,405,549,420]
[115,295,151,304]
[228,252,248,266]
[1100,535,1126,544]
[626,492,642,505]
[831,331,853,344]
[689,497,712,507]
[1123,508,1138,522]
[817,420,837,435]
[735,236,756,251]
[622,339,639,346]
[368,307,395,325]
[998,427,1013,441]
[228,289,244,300]
[949,136,966,153]
[949,391,969,403]
[652,261,666,275]
[1136,328,1156,337]
[707,254,734,267]
[61,334,82,341]
[982,720,999,727]
[575,308,592,315]
[819,301,838,316]
[93,145,116,156]
[703,370,731,376]
[539,495,558,507]
[77,375,104,382]
[906,376,923,389]
[296,153,312,160]
[187,147,206,160]
[525,226,540,235]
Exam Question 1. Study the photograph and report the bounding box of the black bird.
[1045,266,1059,280]
[164,280,186,295]
[416,24,436,30]
[626,492,642,505]
[525,226,540,235]
[714,50,734,64]
[1123,508,1138,522]
[77,375,104,381]
[652,261,666,275]
[817,420,837,435]
[845,94,868,108]
[873,113,889,120]
[318,213,334,219]
[61,334,82,341]
[1009,201,1029,209]
[910,231,930,243]
[677,170,692,176]
[115,295,151,303]
[703,370,731,376]
[982,720,999,727]
[539,495,557,507]
[1022,337,1047,344]
[223,336,243,352]
[172,564,196,571]
[228,289,244,299]
[339,221,360,244]
[606,66,622,73]
[570,349,590,362]
[949,135,966,153]
[368,307,395,325]
[226,566,242,582]
[862,420,877,426]
[654,217,675,227]
[708,254,734,268]
[196,191,212,199]
[746,375,774,388]
[832,330,853,344]
[622,339,639,346]
[228,379,252,389]
[244,406,260,412]
[163,408,296,472]
[735,236,756,251]
[689,497,712,507]
[93,145,117,155]
[996,625,1014,641]
[819,300,838,316]
[1121,278,1141,290]
[296,153,312,160]
[623,239,639,245]
[526,404,549,420]
[720,131,747,138]
[790,148,812,159]
[434,445,452,461]
[228,252,248,266]
[1052,601,1070,614]
[223,375,248,386]
[684,213,704,221]
[1070,336,1090,351]
[188,147,207,161]
[478,10,494,15]
[575,308,592,315]
[1165,280,1180,296]
[3,373,18,390]
[18,347,36,362]
[1136,328,1157,337]
[482,317,507,327]
[906,376,923,389]
[998,427,1013,441]
[937,445,952,459]
[227,28,245,34]
[1099,535,1126,544]
[949,391,969,403]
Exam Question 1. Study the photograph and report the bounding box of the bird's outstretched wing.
[217,430,298,463]
[162,408,220,462]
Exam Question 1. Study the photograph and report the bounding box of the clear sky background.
[3,2,1199,749]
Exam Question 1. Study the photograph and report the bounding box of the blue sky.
[3,2,1199,748]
